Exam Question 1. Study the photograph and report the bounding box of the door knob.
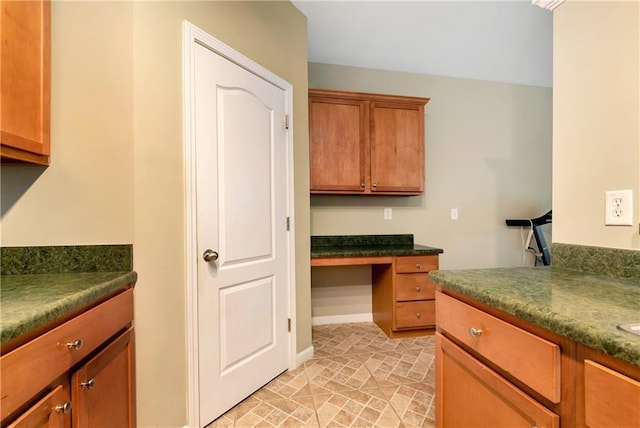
[203,249,219,262]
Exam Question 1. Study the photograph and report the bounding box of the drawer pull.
[468,327,483,338]
[80,378,96,389]
[66,339,84,350]
[416,263,421,269]
[416,286,421,292]
[416,313,421,319]
[55,401,72,414]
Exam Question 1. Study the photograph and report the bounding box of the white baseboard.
[296,345,314,367]
[312,313,373,326]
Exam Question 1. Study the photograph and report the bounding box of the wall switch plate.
[451,208,459,220]
[605,189,633,226]
[383,207,392,220]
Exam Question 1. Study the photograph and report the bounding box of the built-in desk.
[311,235,444,338]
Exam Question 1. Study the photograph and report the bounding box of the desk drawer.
[1,289,134,420]
[395,255,438,273]
[436,291,560,403]
[395,300,435,329]
[395,274,435,301]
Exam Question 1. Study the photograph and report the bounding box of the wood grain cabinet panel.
[0,0,50,165]
[436,333,559,428]
[309,89,429,195]
[436,291,561,403]
[1,288,135,427]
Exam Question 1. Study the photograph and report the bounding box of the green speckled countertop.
[311,234,443,258]
[1,245,136,348]
[429,266,640,368]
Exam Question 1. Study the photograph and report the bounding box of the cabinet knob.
[416,286,421,292]
[415,263,421,269]
[361,183,365,188]
[67,339,83,350]
[55,401,72,414]
[80,378,96,389]
[416,313,421,319]
[468,327,483,338]
[372,182,377,188]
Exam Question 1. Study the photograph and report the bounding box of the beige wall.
[1,2,134,245]
[1,2,309,426]
[309,62,552,321]
[133,2,309,426]
[553,0,640,249]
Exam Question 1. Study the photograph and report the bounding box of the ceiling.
[292,1,553,87]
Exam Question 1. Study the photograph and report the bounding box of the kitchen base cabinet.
[373,255,438,338]
[1,288,135,427]
[436,333,559,428]
[577,345,640,428]
[6,385,70,428]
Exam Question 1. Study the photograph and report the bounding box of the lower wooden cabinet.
[373,254,438,337]
[1,289,135,427]
[578,346,640,428]
[436,333,559,428]
[435,289,640,428]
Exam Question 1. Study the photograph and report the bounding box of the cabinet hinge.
[288,318,291,332]
[286,216,290,231]
[284,115,289,130]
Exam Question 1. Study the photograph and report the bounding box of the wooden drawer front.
[395,300,435,329]
[1,288,134,420]
[395,255,438,273]
[584,360,640,427]
[395,274,435,301]
[436,291,560,403]
[436,333,559,428]
[6,384,69,428]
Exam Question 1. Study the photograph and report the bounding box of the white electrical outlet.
[451,208,459,220]
[605,189,633,226]
[384,207,392,220]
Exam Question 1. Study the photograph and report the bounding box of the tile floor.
[207,322,436,427]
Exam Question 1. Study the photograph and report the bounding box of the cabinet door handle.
[468,327,483,338]
[415,263,421,269]
[415,286,421,292]
[67,339,83,350]
[361,183,365,188]
[416,313,421,319]
[372,182,377,188]
[80,378,96,389]
[55,401,72,414]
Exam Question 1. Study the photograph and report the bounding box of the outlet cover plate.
[605,189,633,226]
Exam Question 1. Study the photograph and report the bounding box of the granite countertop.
[1,271,137,347]
[311,234,443,258]
[1,244,136,349]
[429,266,640,368]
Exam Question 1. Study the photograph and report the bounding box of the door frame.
[182,21,297,428]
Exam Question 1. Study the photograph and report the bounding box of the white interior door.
[193,40,290,426]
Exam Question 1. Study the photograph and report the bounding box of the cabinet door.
[435,333,559,428]
[7,385,70,428]
[71,328,135,428]
[584,360,640,427]
[309,96,367,192]
[370,102,424,193]
[0,0,50,165]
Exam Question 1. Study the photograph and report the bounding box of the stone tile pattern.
[552,242,640,279]
[207,322,436,428]
[311,235,443,259]
[1,244,133,275]
[429,267,640,367]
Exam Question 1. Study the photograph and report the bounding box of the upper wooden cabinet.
[309,89,429,195]
[1,0,51,165]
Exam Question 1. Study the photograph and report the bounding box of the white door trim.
[182,21,296,428]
